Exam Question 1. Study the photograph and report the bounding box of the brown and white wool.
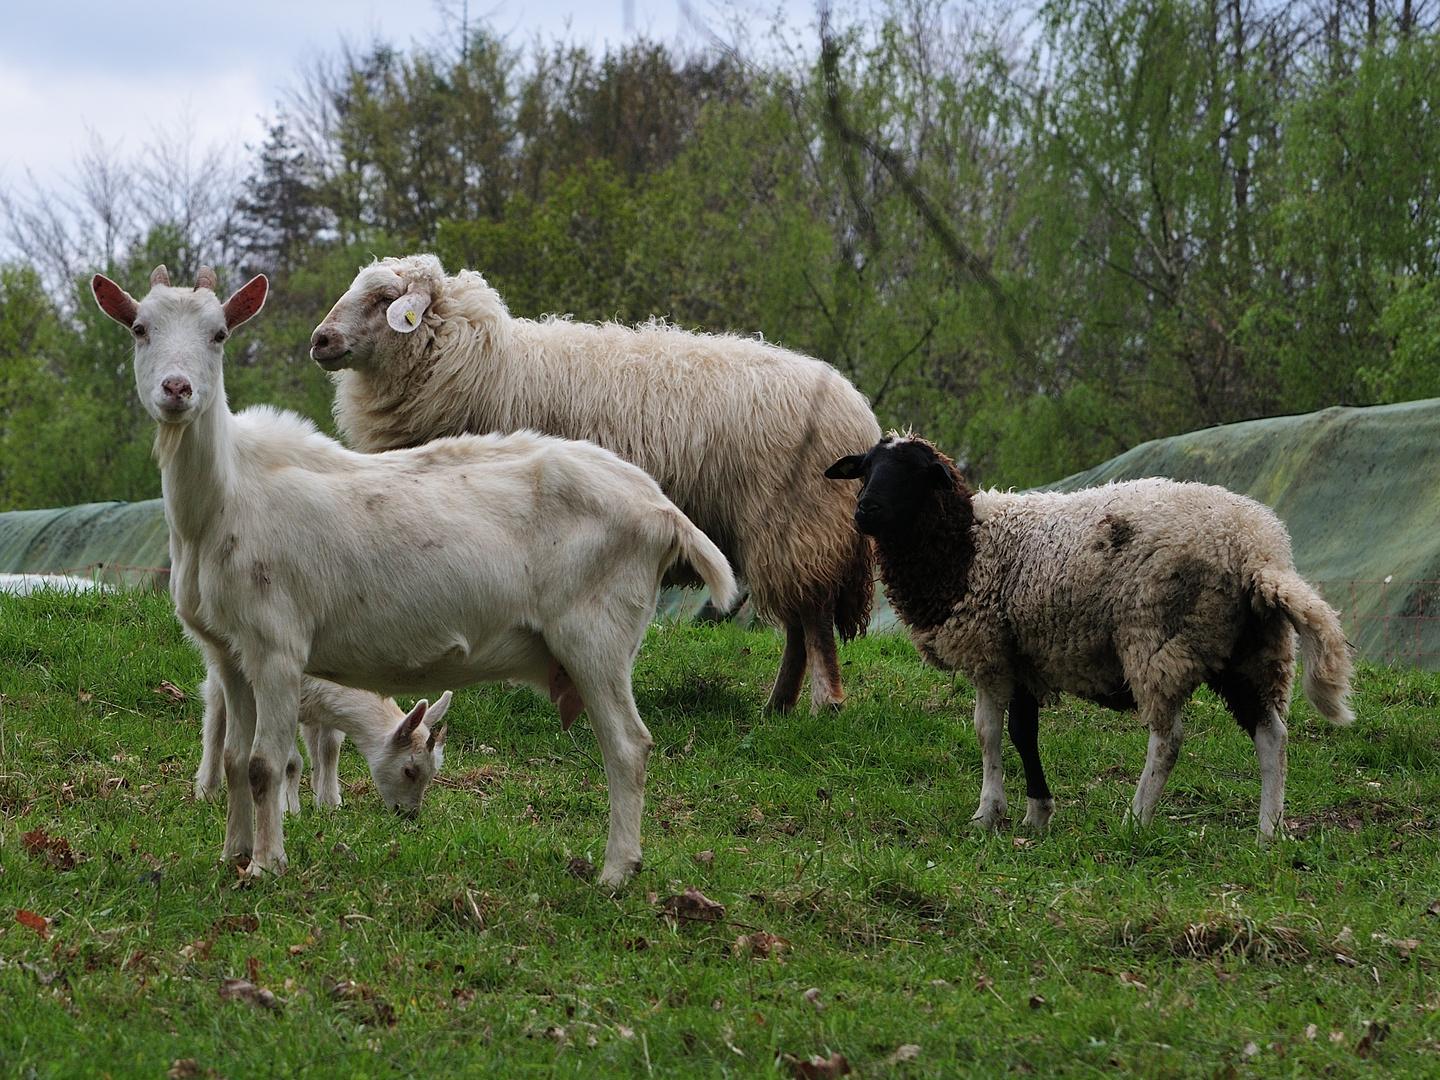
[826,432,1354,839]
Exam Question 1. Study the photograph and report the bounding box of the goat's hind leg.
[971,687,1009,829]
[195,669,227,801]
[1009,688,1054,829]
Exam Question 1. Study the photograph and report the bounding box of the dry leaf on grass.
[211,914,259,936]
[1028,995,1046,1010]
[663,886,726,923]
[623,936,650,951]
[803,987,823,1013]
[1118,971,1149,990]
[154,680,187,702]
[218,978,278,1011]
[179,939,212,961]
[566,857,596,880]
[1356,1021,1390,1059]
[693,849,716,866]
[21,828,76,871]
[880,1044,921,1067]
[1372,933,1421,959]
[15,909,51,941]
[733,931,789,960]
[784,1051,851,1078]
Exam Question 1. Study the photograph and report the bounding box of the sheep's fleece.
[831,434,1353,839]
[311,254,881,713]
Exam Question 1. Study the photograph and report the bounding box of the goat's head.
[93,265,267,426]
[825,433,960,538]
[370,690,451,817]
[310,255,446,372]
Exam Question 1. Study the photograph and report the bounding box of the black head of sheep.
[824,434,960,538]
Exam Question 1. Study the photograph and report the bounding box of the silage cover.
[0,399,1434,665]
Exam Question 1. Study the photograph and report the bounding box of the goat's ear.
[387,290,431,333]
[824,454,867,481]
[222,274,268,330]
[92,275,137,328]
[392,699,427,747]
[928,460,958,490]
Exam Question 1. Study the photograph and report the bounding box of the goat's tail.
[663,508,739,613]
[1253,565,1355,725]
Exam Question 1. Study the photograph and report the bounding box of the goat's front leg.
[1128,698,1185,828]
[971,687,1009,829]
[302,722,345,807]
[1253,710,1288,842]
[213,661,257,865]
[246,657,303,877]
[195,669,227,801]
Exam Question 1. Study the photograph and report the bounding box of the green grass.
[1,591,1437,1078]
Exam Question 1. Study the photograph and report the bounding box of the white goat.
[310,254,880,714]
[94,265,737,885]
[195,674,451,817]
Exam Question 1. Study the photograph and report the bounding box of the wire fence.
[1314,579,1440,669]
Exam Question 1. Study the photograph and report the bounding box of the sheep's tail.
[1253,566,1355,725]
[833,530,875,643]
[664,508,739,613]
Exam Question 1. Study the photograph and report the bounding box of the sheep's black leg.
[1009,688,1054,829]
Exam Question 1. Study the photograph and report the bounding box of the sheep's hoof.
[1020,797,1055,831]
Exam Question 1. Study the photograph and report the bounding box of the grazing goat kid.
[195,674,451,817]
[94,265,737,885]
[826,434,1354,840]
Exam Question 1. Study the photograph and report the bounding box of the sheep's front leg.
[1128,700,1185,828]
[1008,688,1054,830]
[764,624,808,714]
[1253,710,1288,842]
[303,723,345,807]
[246,659,303,877]
[971,688,1008,829]
[195,670,227,801]
[802,602,845,714]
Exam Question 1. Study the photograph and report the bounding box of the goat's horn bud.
[195,266,217,292]
[150,265,170,287]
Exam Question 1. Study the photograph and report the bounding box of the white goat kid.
[194,673,451,816]
[94,265,737,885]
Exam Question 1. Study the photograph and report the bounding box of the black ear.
[825,455,867,480]
[928,460,957,490]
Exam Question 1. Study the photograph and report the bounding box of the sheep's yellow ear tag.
[387,291,430,333]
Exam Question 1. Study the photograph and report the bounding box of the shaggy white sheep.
[309,254,880,714]
[195,674,451,817]
[94,264,737,885]
[826,433,1354,839]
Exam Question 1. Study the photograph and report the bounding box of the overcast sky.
[0,0,814,196]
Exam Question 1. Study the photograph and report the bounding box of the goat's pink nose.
[161,376,193,400]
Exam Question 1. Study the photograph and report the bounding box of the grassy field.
[0,590,1437,1079]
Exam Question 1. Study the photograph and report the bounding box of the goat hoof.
[1020,798,1055,831]
[970,809,1008,832]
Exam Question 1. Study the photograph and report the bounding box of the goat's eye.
[133,325,146,337]
[403,766,417,780]
[213,330,227,344]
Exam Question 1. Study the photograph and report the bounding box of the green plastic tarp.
[1044,398,1440,668]
[0,499,168,589]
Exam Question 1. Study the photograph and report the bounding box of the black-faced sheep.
[825,434,1354,839]
[309,254,881,714]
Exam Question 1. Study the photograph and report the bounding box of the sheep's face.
[310,259,436,372]
[371,692,450,817]
[825,435,959,538]
[93,267,267,426]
